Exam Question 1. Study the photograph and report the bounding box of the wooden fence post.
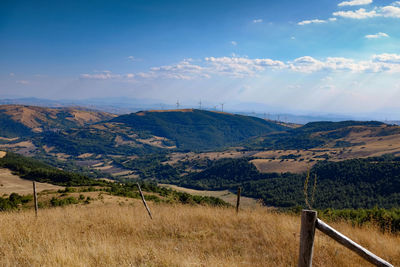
[298,210,317,267]
[32,181,38,217]
[236,187,241,213]
[137,183,153,219]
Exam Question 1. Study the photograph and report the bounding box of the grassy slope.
[159,183,258,208]
[0,202,398,266]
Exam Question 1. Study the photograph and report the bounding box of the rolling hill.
[110,109,288,150]
[0,105,116,137]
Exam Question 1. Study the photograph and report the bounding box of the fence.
[298,210,393,267]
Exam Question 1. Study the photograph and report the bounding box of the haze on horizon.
[1,0,400,119]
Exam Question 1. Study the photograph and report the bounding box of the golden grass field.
[0,201,399,267]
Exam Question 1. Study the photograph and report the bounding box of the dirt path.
[0,151,6,158]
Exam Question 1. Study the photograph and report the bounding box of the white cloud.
[372,53,400,63]
[127,56,136,61]
[380,5,400,17]
[205,56,286,77]
[80,54,400,82]
[332,5,400,20]
[289,56,324,72]
[297,17,337,25]
[149,59,210,80]
[80,71,122,80]
[231,41,237,46]
[253,19,263,23]
[9,73,15,77]
[16,80,29,84]
[333,8,378,19]
[297,19,327,25]
[289,54,400,73]
[338,0,373,7]
[365,32,390,39]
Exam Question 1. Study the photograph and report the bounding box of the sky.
[1,0,400,118]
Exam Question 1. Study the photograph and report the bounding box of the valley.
[1,104,400,211]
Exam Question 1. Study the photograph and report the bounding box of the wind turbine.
[176,100,180,109]
[220,103,225,112]
[199,100,202,110]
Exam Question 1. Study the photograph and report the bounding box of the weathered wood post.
[32,181,38,217]
[137,183,153,219]
[236,187,241,213]
[298,210,317,267]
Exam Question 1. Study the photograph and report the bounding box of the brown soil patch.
[78,153,94,159]
[0,136,19,141]
[0,141,35,149]
[136,136,176,149]
[251,159,311,173]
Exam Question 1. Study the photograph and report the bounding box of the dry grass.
[159,184,258,208]
[0,202,399,266]
[0,168,63,195]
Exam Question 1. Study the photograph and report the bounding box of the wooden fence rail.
[298,210,393,267]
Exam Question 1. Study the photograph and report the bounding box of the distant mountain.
[110,109,288,151]
[0,105,115,137]
[0,97,173,114]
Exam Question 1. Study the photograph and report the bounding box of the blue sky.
[1,0,400,118]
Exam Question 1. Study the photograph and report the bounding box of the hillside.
[0,203,399,266]
[0,105,116,137]
[243,120,400,173]
[245,120,390,150]
[111,109,288,150]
